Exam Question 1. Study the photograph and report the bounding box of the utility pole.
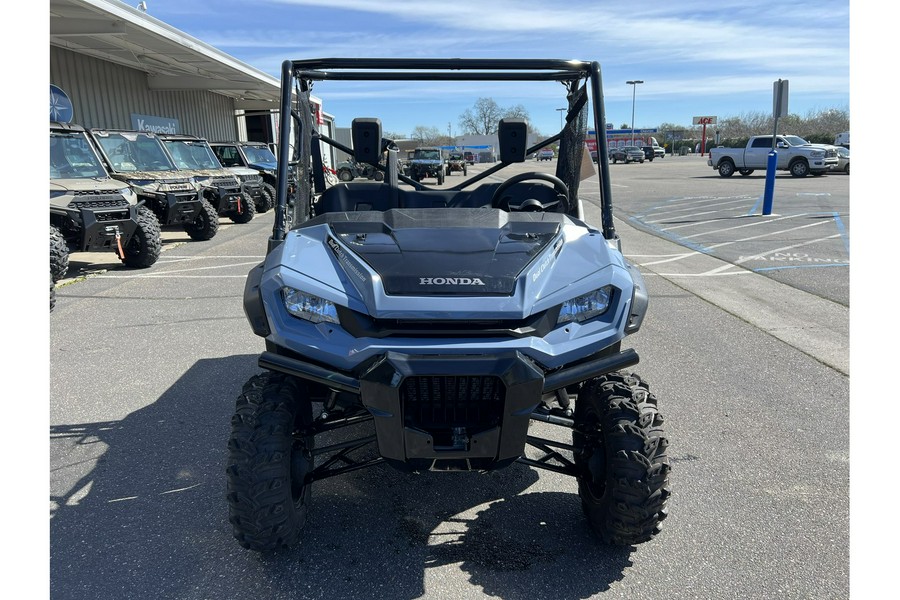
[627,80,643,145]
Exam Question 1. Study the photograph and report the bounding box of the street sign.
[773,79,789,118]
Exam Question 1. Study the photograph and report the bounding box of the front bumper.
[153,191,202,224]
[211,186,243,215]
[62,197,140,252]
[258,347,638,471]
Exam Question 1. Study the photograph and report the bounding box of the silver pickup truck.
[708,134,838,177]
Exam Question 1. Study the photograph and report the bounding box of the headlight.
[809,150,825,158]
[282,287,339,324]
[558,286,613,324]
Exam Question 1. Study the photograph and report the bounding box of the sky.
[135,0,851,138]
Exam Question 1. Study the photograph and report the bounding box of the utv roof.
[287,58,595,81]
[158,133,207,141]
[50,122,87,132]
[209,140,269,146]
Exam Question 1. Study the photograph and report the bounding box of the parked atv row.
[50,122,275,311]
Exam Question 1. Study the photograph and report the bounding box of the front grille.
[211,177,237,186]
[74,189,121,196]
[174,193,198,203]
[96,210,130,222]
[238,174,261,183]
[402,376,504,446]
[825,148,837,158]
[335,306,553,339]
[68,197,128,210]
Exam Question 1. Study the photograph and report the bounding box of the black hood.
[322,209,562,295]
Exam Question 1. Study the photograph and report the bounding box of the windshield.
[783,136,809,146]
[242,145,277,163]
[50,131,108,179]
[449,153,463,160]
[413,149,441,160]
[94,132,176,172]
[164,140,222,170]
[623,146,640,152]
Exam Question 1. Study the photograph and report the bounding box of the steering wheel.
[490,172,570,213]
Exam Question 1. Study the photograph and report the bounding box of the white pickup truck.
[708,135,839,177]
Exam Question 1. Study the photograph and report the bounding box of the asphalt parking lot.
[600,154,849,307]
[49,155,849,599]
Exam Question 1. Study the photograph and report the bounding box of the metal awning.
[49,0,281,111]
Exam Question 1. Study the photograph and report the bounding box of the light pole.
[626,80,643,145]
[556,107,566,131]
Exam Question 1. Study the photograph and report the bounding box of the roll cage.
[271,58,616,252]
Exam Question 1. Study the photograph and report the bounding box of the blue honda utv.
[229,58,670,552]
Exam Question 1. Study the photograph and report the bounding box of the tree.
[458,98,505,135]
[410,125,444,145]
[457,98,538,135]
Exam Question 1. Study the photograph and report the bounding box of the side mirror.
[352,118,382,165]
[498,118,527,163]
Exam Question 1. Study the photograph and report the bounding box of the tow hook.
[236,196,242,213]
[108,226,125,260]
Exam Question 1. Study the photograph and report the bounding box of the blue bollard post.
[762,150,777,215]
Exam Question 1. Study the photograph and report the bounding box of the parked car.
[708,135,838,178]
[463,151,475,165]
[640,146,656,161]
[834,146,849,174]
[610,146,645,164]
[536,148,554,161]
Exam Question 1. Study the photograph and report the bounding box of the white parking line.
[641,197,752,220]
[646,208,740,226]
[704,219,832,250]
[680,212,813,240]
[95,260,262,277]
[632,251,702,267]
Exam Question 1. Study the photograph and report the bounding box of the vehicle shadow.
[50,355,632,599]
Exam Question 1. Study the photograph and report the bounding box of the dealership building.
[49,0,335,163]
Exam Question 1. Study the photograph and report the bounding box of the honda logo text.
[419,277,485,285]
